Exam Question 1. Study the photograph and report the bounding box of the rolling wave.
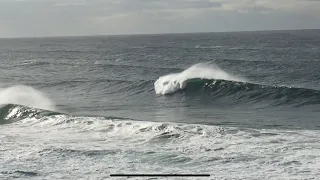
[182,78,320,106]
[0,103,226,142]
[0,103,229,144]
[154,63,320,107]
[0,104,131,125]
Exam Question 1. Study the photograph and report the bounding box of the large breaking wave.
[154,63,245,95]
[154,63,320,107]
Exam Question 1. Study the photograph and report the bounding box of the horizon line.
[1,28,319,39]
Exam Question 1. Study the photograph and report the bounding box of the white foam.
[0,85,56,111]
[2,115,320,179]
[154,63,245,95]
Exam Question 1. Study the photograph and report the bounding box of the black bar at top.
[110,174,210,177]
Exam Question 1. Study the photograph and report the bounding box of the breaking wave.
[154,63,320,107]
[154,63,245,95]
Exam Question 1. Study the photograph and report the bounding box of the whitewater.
[1,104,320,179]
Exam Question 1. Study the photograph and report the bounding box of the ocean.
[0,30,320,179]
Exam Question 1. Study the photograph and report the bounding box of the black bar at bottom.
[110,174,210,177]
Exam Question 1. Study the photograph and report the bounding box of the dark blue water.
[1,30,320,179]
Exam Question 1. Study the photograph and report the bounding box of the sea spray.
[0,85,56,111]
[154,63,245,95]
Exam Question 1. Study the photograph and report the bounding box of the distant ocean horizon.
[2,28,320,39]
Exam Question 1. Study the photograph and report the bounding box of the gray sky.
[0,0,320,37]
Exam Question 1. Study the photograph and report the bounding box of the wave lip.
[154,63,244,95]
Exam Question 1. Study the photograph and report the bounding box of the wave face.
[154,63,245,95]
[182,79,320,106]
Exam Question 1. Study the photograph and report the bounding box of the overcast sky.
[0,0,320,37]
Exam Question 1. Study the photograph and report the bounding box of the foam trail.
[154,63,245,95]
[0,85,56,111]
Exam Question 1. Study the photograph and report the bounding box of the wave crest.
[154,63,244,95]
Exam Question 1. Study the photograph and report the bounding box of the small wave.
[3,60,50,67]
[94,63,182,71]
[195,45,224,49]
[154,63,245,95]
[0,103,222,138]
[0,104,129,125]
[1,170,39,177]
